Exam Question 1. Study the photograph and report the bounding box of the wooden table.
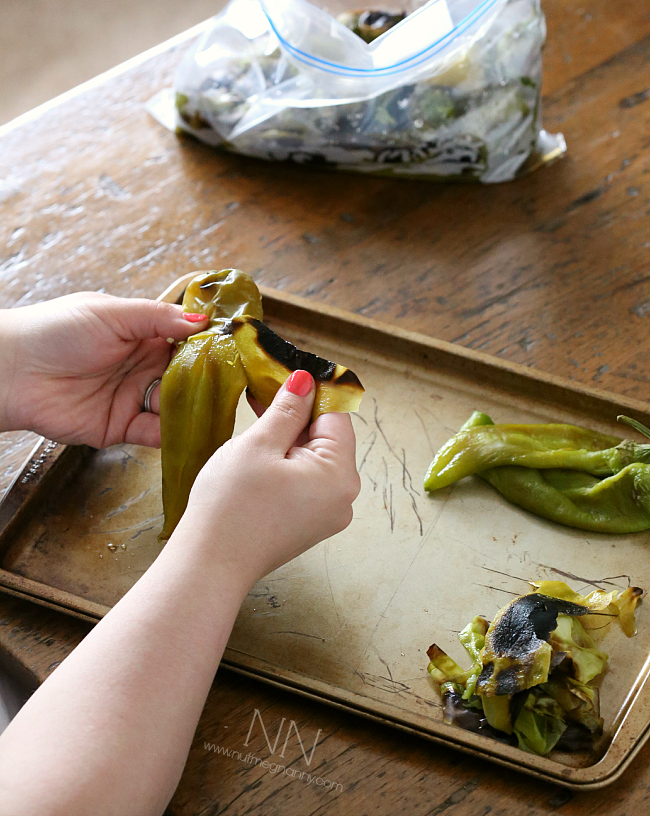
[1,1,649,812]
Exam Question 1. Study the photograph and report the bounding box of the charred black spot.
[249,319,338,380]
[476,594,589,696]
[488,595,588,656]
[335,368,363,387]
[478,662,494,684]
[477,660,524,696]
[492,665,523,696]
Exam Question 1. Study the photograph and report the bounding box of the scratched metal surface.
[1,310,649,778]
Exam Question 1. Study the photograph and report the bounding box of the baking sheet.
[1,276,650,788]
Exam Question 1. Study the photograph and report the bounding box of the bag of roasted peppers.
[149,0,566,182]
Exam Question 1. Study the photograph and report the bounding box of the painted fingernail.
[183,313,207,323]
[286,370,313,396]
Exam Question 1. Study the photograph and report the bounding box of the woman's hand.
[0,370,359,816]
[0,292,208,448]
[176,369,361,589]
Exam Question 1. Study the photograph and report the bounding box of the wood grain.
[1,0,650,812]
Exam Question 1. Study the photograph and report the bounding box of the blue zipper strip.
[261,0,499,77]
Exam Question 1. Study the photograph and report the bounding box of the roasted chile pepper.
[159,269,364,540]
[159,270,261,540]
[426,411,650,533]
[480,463,650,534]
[423,415,650,492]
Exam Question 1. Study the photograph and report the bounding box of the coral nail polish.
[183,313,207,323]
[286,370,313,396]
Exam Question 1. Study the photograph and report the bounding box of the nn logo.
[244,709,322,766]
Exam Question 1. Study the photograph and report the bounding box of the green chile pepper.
[159,269,364,540]
[159,270,262,540]
[435,411,650,533]
[481,463,650,534]
[424,414,650,492]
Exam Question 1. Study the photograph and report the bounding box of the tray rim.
[1,272,650,790]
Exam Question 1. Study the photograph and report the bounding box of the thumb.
[251,370,315,454]
[105,297,209,342]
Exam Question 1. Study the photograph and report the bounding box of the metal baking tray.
[1,273,650,789]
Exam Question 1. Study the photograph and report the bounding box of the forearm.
[0,520,249,816]
[0,309,20,433]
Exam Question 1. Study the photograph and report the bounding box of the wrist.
[163,515,255,603]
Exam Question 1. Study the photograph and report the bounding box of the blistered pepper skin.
[159,269,364,539]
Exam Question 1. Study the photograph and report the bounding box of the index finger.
[306,411,357,467]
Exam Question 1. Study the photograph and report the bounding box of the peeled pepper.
[425,411,650,533]
[159,269,364,539]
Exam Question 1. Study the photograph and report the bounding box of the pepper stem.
[617,415,650,441]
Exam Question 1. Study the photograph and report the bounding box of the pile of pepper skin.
[424,410,650,533]
[427,581,643,755]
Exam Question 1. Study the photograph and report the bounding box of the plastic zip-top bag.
[148,0,566,182]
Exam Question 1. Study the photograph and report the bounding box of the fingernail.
[286,370,313,396]
[183,313,207,323]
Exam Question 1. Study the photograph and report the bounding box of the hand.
[0,292,208,448]
[177,370,361,588]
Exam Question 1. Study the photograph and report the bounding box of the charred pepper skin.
[159,269,364,540]
[227,317,363,422]
[427,581,642,755]
[477,594,590,697]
